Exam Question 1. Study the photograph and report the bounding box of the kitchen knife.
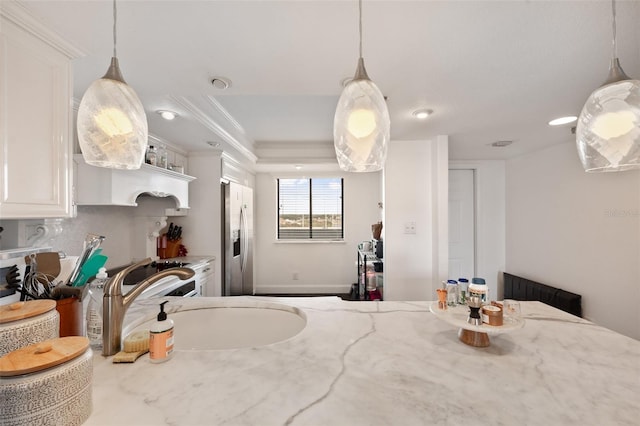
[167,223,174,240]
[175,226,182,240]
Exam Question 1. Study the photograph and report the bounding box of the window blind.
[278,178,343,240]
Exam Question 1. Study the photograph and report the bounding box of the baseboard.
[255,284,352,295]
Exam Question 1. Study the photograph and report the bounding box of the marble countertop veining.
[86,297,640,426]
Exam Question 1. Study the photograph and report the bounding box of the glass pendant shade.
[334,59,390,172]
[575,0,640,173]
[77,58,148,170]
[576,76,640,172]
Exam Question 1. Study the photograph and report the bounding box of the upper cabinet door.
[0,7,78,219]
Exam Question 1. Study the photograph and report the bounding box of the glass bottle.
[158,144,168,169]
[446,280,459,306]
[145,145,158,166]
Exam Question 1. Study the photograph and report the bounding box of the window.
[278,178,343,240]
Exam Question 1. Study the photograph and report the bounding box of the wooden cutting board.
[0,336,89,377]
[25,252,61,280]
[0,300,56,324]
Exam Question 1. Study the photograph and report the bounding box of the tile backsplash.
[1,196,178,269]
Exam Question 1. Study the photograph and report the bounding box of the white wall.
[175,151,223,296]
[506,141,640,339]
[383,136,449,300]
[254,171,382,294]
[449,160,506,300]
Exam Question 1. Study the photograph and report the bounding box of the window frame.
[277,177,344,241]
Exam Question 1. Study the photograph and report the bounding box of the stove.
[119,261,191,286]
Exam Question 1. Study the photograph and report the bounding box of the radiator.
[503,272,582,317]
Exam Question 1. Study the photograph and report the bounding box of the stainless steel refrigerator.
[222,182,254,295]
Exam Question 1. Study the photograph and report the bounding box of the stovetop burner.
[121,260,190,285]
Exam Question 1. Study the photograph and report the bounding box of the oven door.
[162,280,198,297]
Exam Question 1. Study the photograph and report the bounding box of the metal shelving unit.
[356,250,383,301]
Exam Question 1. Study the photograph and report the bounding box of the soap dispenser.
[149,301,174,363]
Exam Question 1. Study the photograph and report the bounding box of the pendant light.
[77,0,148,170]
[334,0,390,173]
[575,0,640,172]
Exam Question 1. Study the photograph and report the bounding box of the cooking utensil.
[19,265,30,301]
[5,265,20,288]
[65,234,105,286]
[24,252,61,282]
[71,253,108,287]
[23,254,51,299]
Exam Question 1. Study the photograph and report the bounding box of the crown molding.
[169,95,258,164]
[205,96,248,137]
[0,0,86,59]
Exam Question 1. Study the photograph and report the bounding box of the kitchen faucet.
[102,257,195,356]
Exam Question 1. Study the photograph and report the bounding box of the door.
[448,169,475,280]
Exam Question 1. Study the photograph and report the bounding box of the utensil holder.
[55,297,83,337]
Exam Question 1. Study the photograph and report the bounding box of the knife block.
[158,236,182,259]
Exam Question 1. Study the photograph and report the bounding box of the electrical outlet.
[404,221,416,234]
[292,272,299,280]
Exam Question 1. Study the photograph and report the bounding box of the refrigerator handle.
[240,206,248,272]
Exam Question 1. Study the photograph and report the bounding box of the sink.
[131,301,306,350]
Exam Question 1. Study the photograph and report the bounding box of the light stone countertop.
[85,297,640,426]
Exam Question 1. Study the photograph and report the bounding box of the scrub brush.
[112,330,150,363]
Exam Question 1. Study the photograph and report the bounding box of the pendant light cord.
[611,0,617,61]
[358,0,363,59]
[113,0,117,58]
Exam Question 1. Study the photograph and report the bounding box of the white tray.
[429,302,525,335]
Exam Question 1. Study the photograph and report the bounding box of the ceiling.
[16,0,640,170]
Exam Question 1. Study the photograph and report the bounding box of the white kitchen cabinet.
[192,260,216,297]
[0,3,81,219]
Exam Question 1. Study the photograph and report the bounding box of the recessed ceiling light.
[294,165,302,170]
[548,116,577,126]
[412,109,433,119]
[491,140,513,147]
[157,110,178,121]
[206,141,220,148]
[211,77,232,90]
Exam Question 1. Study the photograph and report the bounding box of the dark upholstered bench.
[503,272,582,317]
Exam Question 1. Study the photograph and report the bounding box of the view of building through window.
[278,178,343,240]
